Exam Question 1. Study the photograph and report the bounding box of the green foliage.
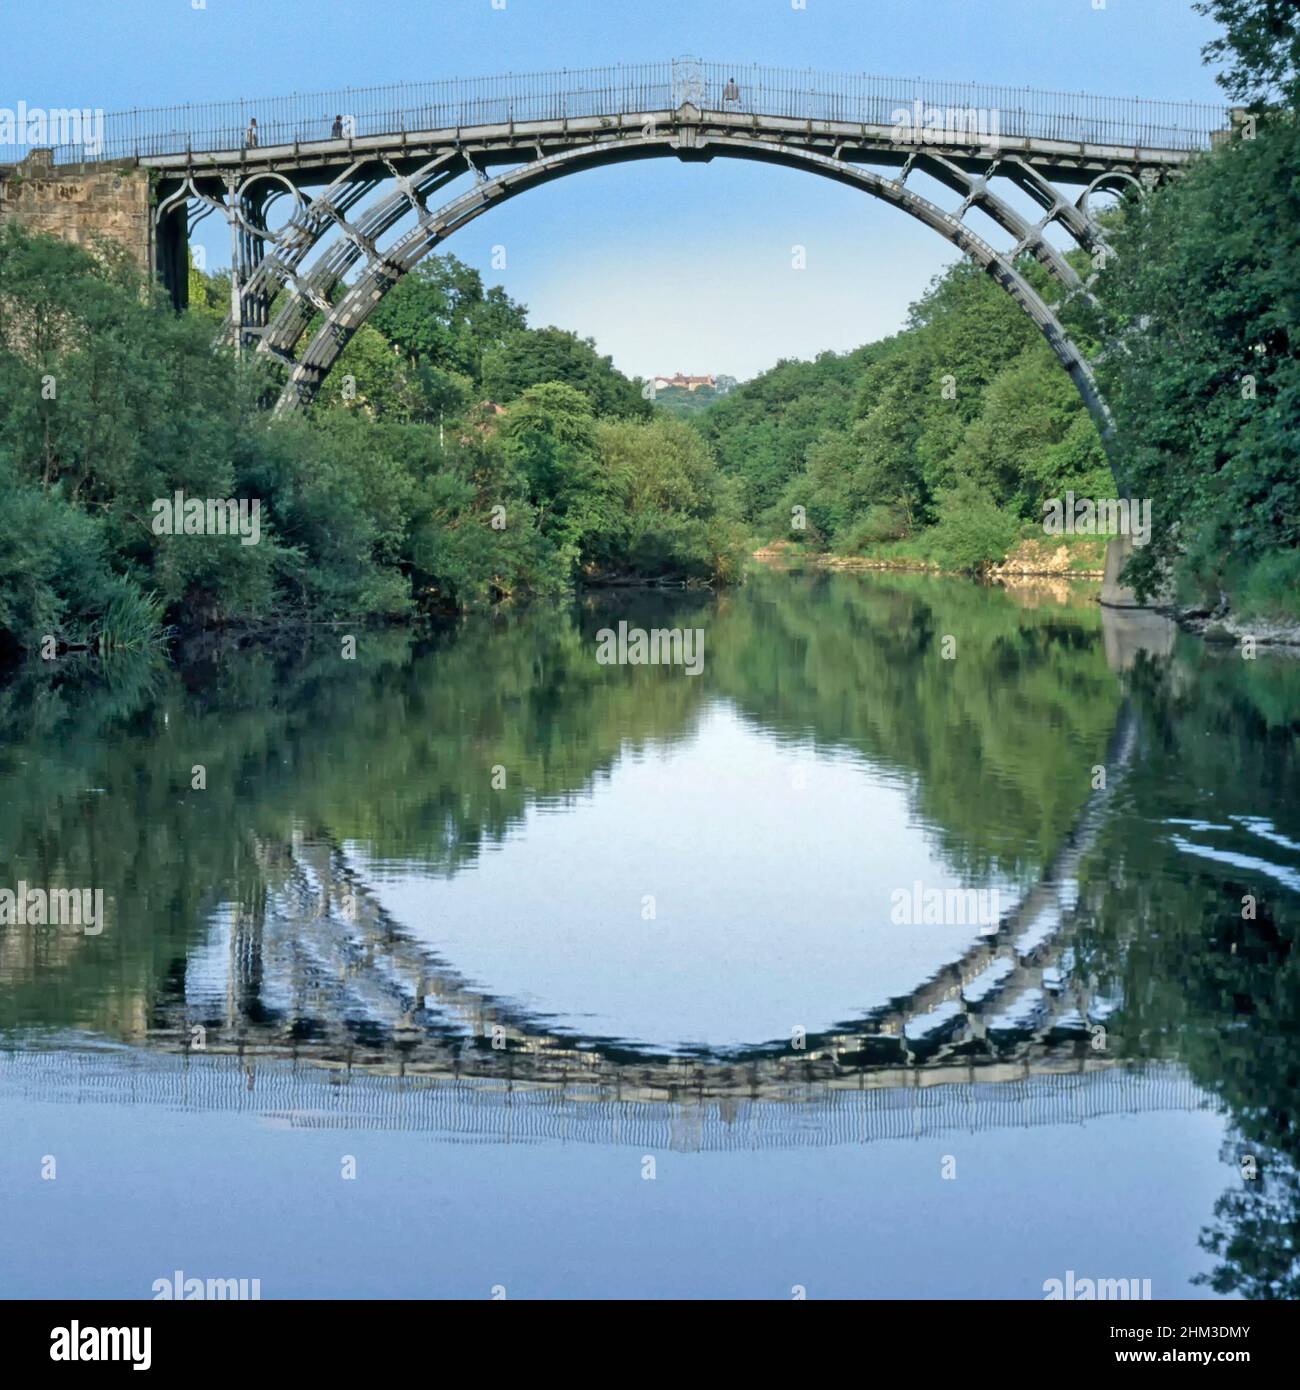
[482,325,652,419]
[186,256,229,325]
[320,324,424,419]
[0,229,742,654]
[403,424,569,608]
[88,578,168,652]
[0,454,116,651]
[590,415,748,583]
[696,347,876,519]
[699,261,1108,570]
[1093,113,1300,606]
[499,381,605,554]
[490,384,746,585]
[925,479,1021,573]
[652,384,725,418]
[949,348,1112,514]
[368,253,528,384]
[1195,0,1300,105]
[0,225,276,644]
[1224,547,1300,622]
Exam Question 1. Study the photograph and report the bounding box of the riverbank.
[1173,607,1300,650]
[752,536,1105,578]
[751,539,1300,648]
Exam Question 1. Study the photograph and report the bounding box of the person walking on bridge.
[245,117,258,148]
[722,77,741,109]
[331,114,344,140]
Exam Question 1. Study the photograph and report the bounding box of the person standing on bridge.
[722,77,741,109]
[331,114,344,140]
[245,117,258,148]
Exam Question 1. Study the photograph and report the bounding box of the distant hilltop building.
[653,372,717,393]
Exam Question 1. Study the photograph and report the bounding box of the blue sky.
[7,0,1225,380]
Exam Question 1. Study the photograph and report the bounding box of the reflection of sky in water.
[1169,814,1300,892]
[2,576,1293,1299]
[0,1068,1229,1299]
[351,702,1016,1052]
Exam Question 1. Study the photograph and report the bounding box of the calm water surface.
[1,569,1297,1299]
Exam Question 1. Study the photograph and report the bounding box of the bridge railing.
[24,59,1229,166]
[690,61,1227,152]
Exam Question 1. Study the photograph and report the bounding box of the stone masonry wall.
[0,151,152,272]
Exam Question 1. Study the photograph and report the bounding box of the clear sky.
[6,0,1225,381]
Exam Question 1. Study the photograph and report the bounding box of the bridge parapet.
[9,59,1228,167]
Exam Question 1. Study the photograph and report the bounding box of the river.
[1,568,1297,1299]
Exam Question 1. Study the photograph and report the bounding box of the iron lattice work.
[128,60,1229,427]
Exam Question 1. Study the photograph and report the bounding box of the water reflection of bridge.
[3,624,1205,1145]
[0,1047,1204,1152]
[128,699,1146,1104]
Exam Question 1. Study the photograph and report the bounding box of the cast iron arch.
[257,132,1115,436]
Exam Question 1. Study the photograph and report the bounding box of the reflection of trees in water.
[710,569,1123,883]
[1066,652,1300,1299]
[0,575,1121,1039]
[0,611,706,1033]
[4,578,1298,1289]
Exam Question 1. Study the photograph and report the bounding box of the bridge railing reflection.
[0,1047,1208,1151]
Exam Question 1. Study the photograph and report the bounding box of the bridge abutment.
[1100,535,1141,608]
[0,151,188,307]
[1100,534,1173,611]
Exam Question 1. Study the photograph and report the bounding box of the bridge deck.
[18,59,1228,168]
[123,109,1210,191]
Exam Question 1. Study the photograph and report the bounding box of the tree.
[369,254,527,384]
[0,225,747,648]
[694,256,1102,557]
[0,225,275,641]
[590,416,747,582]
[695,347,874,520]
[1195,0,1300,106]
[950,347,1109,515]
[499,382,608,561]
[482,327,651,419]
[1093,112,1300,613]
[926,478,1020,573]
[322,324,422,419]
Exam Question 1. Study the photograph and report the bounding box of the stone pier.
[0,150,156,277]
